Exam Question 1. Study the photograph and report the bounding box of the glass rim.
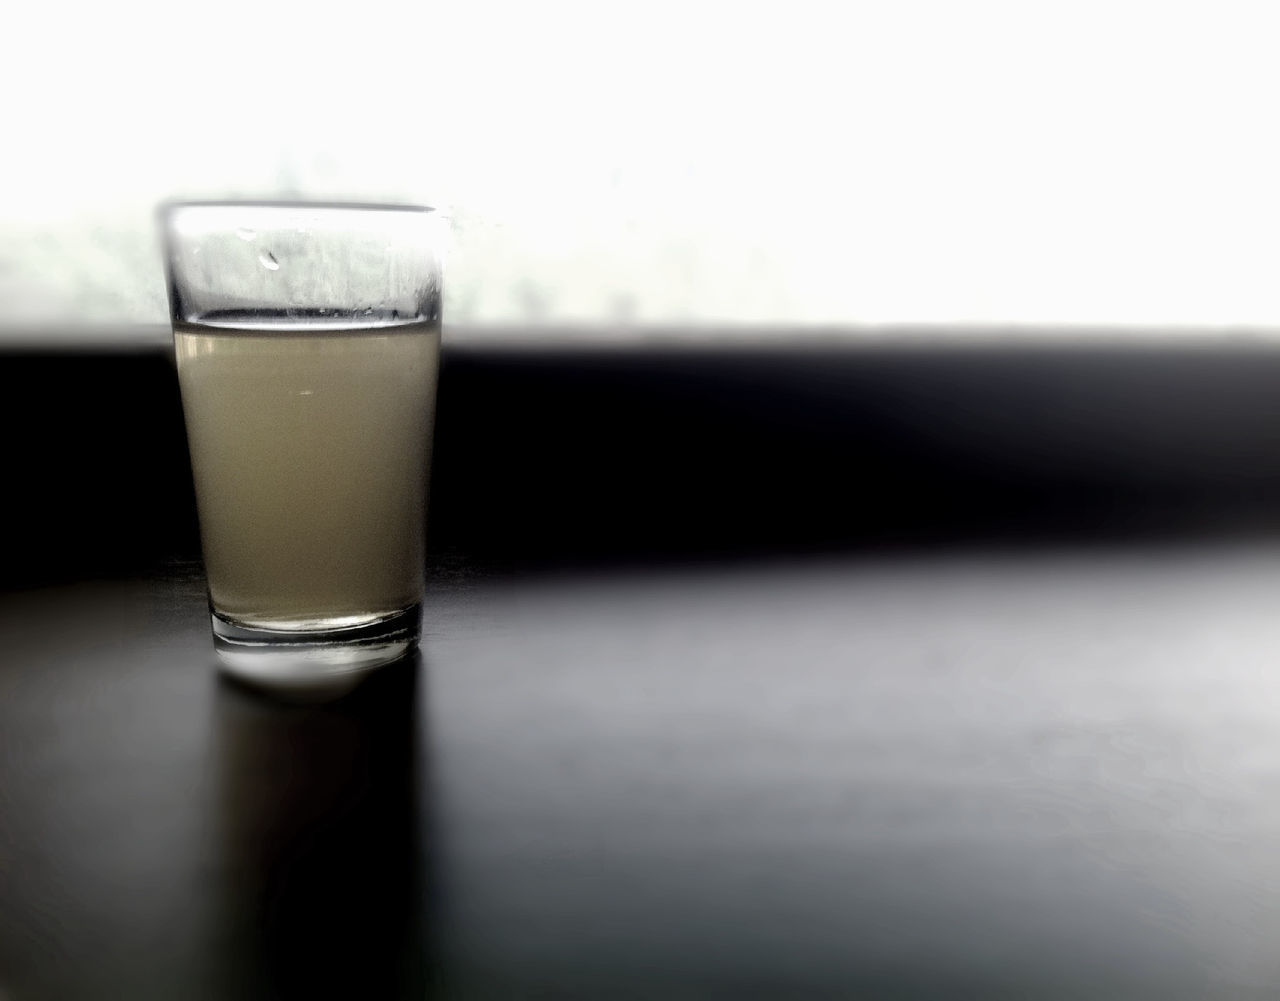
[159,199,438,222]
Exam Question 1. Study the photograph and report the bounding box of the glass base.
[211,604,420,698]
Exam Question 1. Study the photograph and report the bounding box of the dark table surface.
[6,542,1280,999]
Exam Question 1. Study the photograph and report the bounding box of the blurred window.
[3,0,1278,338]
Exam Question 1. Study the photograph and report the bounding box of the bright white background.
[4,0,1280,332]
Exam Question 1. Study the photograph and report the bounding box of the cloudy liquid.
[174,316,439,629]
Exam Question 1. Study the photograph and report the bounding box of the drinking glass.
[161,201,443,694]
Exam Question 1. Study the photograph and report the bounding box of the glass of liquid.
[161,202,443,694]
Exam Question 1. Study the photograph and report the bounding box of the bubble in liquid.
[259,251,280,270]
[236,227,256,241]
